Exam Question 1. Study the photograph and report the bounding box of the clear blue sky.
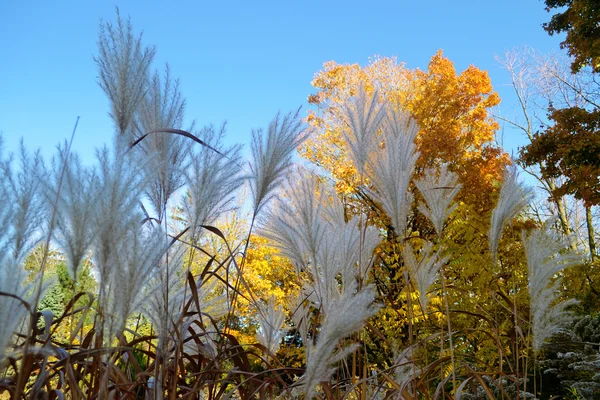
[1,1,564,163]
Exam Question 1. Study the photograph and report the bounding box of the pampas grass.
[95,9,156,135]
[522,222,581,351]
[183,125,243,238]
[365,106,420,236]
[404,242,447,312]
[248,111,306,215]
[341,85,385,175]
[415,164,461,237]
[1,12,591,400]
[490,164,533,260]
[48,148,98,281]
[134,64,190,221]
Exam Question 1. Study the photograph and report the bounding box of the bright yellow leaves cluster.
[303,51,510,209]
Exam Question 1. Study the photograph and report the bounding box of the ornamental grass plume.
[341,85,386,175]
[415,164,461,237]
[364,106,420,237]
[183,125,243,238]
[302,281,380,399]
[134,65,190,221]
[0,142,46,364]
[321,185,381,278]
[142,244,187,353]
[256,296,286,358]
[490,163,533,260]
[93,144,149,312]
[1,144,45,263]
[403,242,447,312]
[522,222,581,352]
[289,292,311,345]
[105,224,167,338]
[259,174,326,273]
[259,173,381,398]
[0,257,31,365]
[47,147,98,281]
[95,9,156,136]
[248,111,307,215]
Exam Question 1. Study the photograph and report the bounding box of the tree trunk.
[586,205,597,262]
[548,179,578,251]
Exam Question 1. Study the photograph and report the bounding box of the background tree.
[543,0,600,73]
[305,52,509,212]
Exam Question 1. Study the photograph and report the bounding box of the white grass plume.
[365,107,420,237]
[393,346,419,394]
[92,145,149,305]
[134,64,189,221]
[0,143,45,263]
[415,164,461,236]
[490,164,533,260]
[95,10,156,135]
[248,111,306,215]
[522,222,581,351]
[47,147,98,281]
[259,174,326,273]
[256,296,286,358]
[341,85,386,175]
[0,256,35,365]
[183,125,243,238]
[302,282,380,399]
[105,224,167,338]
[289,292,311,345]
[403,242,447,312]
[321,186,380,278]
[0,142,48,364]
[142,244,187,353]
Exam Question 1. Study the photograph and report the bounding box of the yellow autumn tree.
[300,52,533,381]
[304,51,510,210]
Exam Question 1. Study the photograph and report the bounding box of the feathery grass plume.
[365,106,420,236]
[259,174,326,273]
[134,64,189,220]
[0,142,48,364]
[0,143,45,262]
[104,224,167,339]
[248,110,307,215]
[46,147,98,280]
[289,292,311,345]
[489,163,533,260]
[95,9,156,135]
[522,222,581,352]
[302,282,380,399]
[321,185,381,278]
[403,242,447,312]
[256,296,286,358]
[0,256,34,365]
[341,85,386,174]
[183,124,243,238]
[393,346,420,394]
[142,244,187,353]
[93,145,149,304]
[415,164,461,236]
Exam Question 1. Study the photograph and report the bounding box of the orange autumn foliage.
[303,51,510,209]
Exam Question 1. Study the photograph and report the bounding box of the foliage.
[304,52,509,210]
[543,0,600,72]
[520,106,600,206]
[0,10,594,400]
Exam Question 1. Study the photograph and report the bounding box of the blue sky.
[1,1,564,163]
